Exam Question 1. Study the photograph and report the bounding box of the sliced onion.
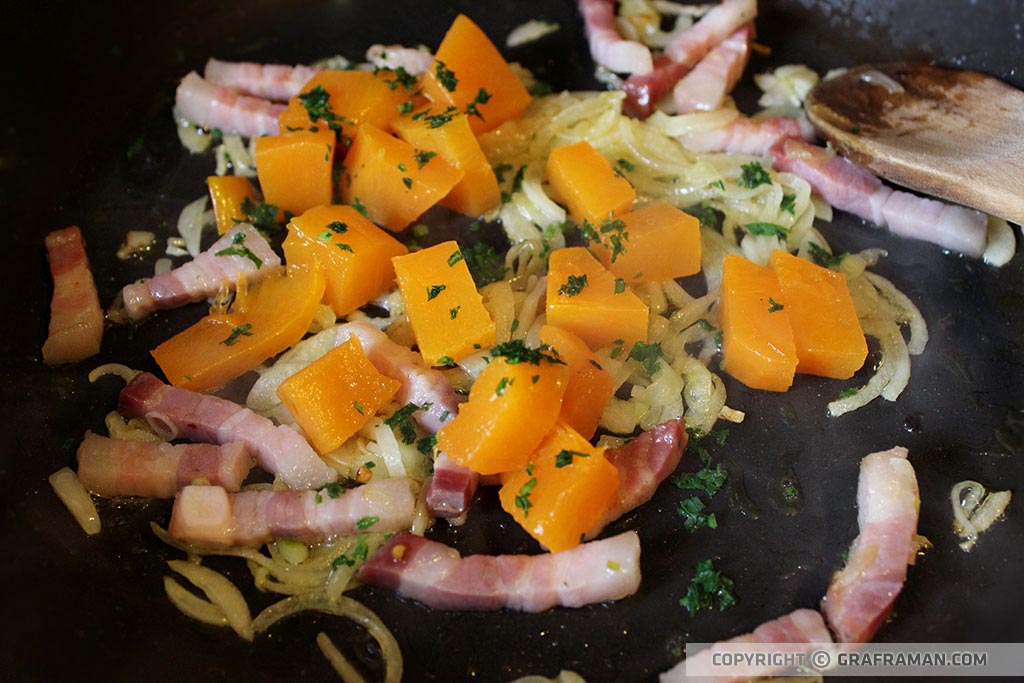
[49,467,100,535]
[506,20,560,47]
[951,480,1012,551]
[983,216,1016,267]
[88,363,140,384]
[316,632,369,683]
[116,230,156,260]
[864,272,928,355]
[177,195,210,257]
[154,257,173,275]
[163,576,229,627]
[167,559,253,641]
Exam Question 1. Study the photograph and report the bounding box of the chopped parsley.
[528,79,553,96]
[352,401,365,415]
[616,158,635,173]
[331,535,368,569]
[414,149,436,169]
[680,559,736,614]
[598,218,629,262]
[678,496,718,531]
[738,161,772,188]
[696,318,716,333]
[555,449,589,468]
[515,477,538,517]
[489,339,563,365]
[402,176,413,189]
[436,355,455,366]
[426,284,446,301]
[297,85,353,132]
[351,196,368,218]
[708,179,725,191]
[465,87,492,119]
[615,278,627,294]
[356,516,379,531]
[780,193,797,214]
[807,242,846,269]
[492,163,513,183]
[628,341,664,376]
[221,323,254,346]
[558,273,588,297]
[463,241,507,286]
[434,60,459,92]
[609,339,625,359]
[495,376,515,396]
[746,222,790,240]
[214,231,263,269]
[425,105,458,128]
[838,387,860,399]
[384,66,417,91]
[447,250,464,266]
[449,306,460,320]
[683,201,724,230]
[579,220,601,245]
[500,165,527,203]
[767,297,784,313]
[314,481,345,504]
[416,433,437,456]
[384,402,431,444]
[673,463,727,497]
[398,101,414,115]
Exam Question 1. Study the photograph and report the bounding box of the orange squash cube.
[254,129,336,216]
[587,203,702,283]
[498,421,619,553]
[276,337,402,454]
[421,14,532,135]
[283,205,408,316]
[768,249,867,379]
[392,240,495,365]
[721,254,798,392]
[546,247,649,351]
[207,176,257,235]
[546,141,636,226]
[538,325,615,439]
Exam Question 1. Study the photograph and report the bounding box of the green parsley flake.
[356,516,379,531]
[449,306,460,320]
[398,101,414,114]
[607,560,621,571]
[807,242,846,269]
[680,559,736,614]
[447,250,464,266]
[674,464,727,497]
[738,161,772,189]
[385,66,417,92]
[384,402,430,444]
[768,297,784,313]
[297,85,353,132]
[465,88,492,119]
[351,196,368,217]
[614,278,627,294]
[515,477,537,517]
[425,106,458,128]
[214,232,263,269]
[780,193,797,214]
[416,433,437,456]
[402,176,413,189]
[436,355,455,366]
[709,179,725,191]
[463,241,507,287]
[628,341,664,376]
[490,339,564,365]
[317,229,334,242]
[838,387,860,399]
[331,534,368,569]
[352,401,365,415]
[414,150,436,169]
[221,323,254,346]
[555,449,589,468]
[559,273,588,297]
[678,496,718,531]
[746,222,790,240]
[435,61,459,92]
[426,284,446,301]
[495,376,515,396]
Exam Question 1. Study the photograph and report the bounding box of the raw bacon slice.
[119,224,280,321]
[424,451,479,518]
[118,372,335,490]
[673,24,751,113]
[168,477,415,547]
[679,116,813,156]
[204,58,321,102]
[358,530,641,612]
[586,418,687,538]
[42,226,104,364]
[175,71,285,138]
[622,0,757,117]
[660,608,833,682]
[76,431,254,498]
[578,0,653,75]
[821,446,920,643]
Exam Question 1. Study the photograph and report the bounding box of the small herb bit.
[426,284,447,301]
[495,376,515,396]
[559,273,588,297]
[807,242,846,269]
[678,496,717,531]
[238,197,290,235]
[352,401,365,415]
[555,449,589,468]
[297,85,353,132]
[628,341,664,376]
[696,318,716,332]
[614,278,627,294]
[425,105,458,128]
[528,79,553,97]
[351,196,368,217]
[492,163,513,183]
[436,355,454,366]
[767,297,784,313]
[708,179,725,191]
[463,241,507,287]
[510,319,520,334]
[515,477,538,517]
[384,402,429,444]
[449,306,460,320]
[384,66,417,91]
[680,559,736,614]
[398,101,414,114]
[607,560,621,571]
[599,218,630,262]
[578,220,601,245]
[435,60,459,92]
[746,222,790,240]
[526,462,535,476]
[464,87,492,119]
[447,250,464,266]
[838,387,859,399]
[616,158,635,173]
[397,162,407,172]
[531,374,540,383]
[317,229,334,242]
[780,193,797,214]
[489,340,564,365]
[402,176,413,189]
[673,464,727,497]
[411,108,430,121]
[416,433,437,456]
[356,516,380,531]
[683,201,724,230]
[336,242,354,253]
[782,482,799,501]
[414,149,436,169]
[365,461,376,469]
[221,323,254,346]
[609,339,625,359]
[738,161,772,188]
[500,165,527,203]
[331,535,369,569]
[214,231,264,269]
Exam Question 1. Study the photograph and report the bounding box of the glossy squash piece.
[207,176,257,235]
[587,203,701,283]
[254,129,336,215]
[538,324,615,440]
[546,141,636,226]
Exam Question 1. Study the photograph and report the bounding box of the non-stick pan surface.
[1,1,1022,681]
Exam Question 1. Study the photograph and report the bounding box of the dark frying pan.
[2,2,1022,681]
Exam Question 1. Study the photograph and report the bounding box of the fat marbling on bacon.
[358,530,641,612]
[204,58,322,102]
[678,115,814,156]
[42,226,104,365]
[175,71,285,138]
[672,24,752,114]
[423,451,479,519]
[119,372,336,490]
[578,0,654,76]
[119,224,280,321]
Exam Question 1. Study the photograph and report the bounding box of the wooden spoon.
[805,62,1024,226]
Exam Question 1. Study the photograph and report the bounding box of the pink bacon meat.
[42,226,104,365]
[679,115,813,156]
[358,530,641,612]
[119,372,335,490]
[366,45,435,76]
[587,418,687,538]
[673,24,751,113]
[204,58,321,102]
[424,452,479,519]
[119,224,280,321]
[821,446,920,643]
[578,0,653,75]
[622,0,757,117]
[660,608,833,682]
[76,431,254,498]
[771,138,987,257]
[169,477,415,547]
[175,71,285,138]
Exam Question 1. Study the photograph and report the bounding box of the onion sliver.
[167,559,254,641]
[49,467,100,535]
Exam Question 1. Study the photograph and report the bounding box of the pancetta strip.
[578,0,654,75]
[120,224,280,321]
[771,138,987,257]
[365,45,434,76]
[175,71,285,138]
[660,608,833,682]
[76,431,254,498]
[622,0,757,117]
[204,58,321,102]
[587,418,687,538]
[678,115,813,156]
[118,372,336,490]
[358,530,640,612]
[673,24,751,113]
[424,452,479,518]
[168,477,415,547]
[42,226,104,364]
[821,446,919,643]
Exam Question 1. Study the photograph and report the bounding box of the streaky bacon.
[424,451,479,518]
[168,477,415,547]
[673,24,751,113]
[119,224,280,321]
[76,431,254,498]
[118,372,335,490]
[587,418,687,538]
[679,115,813,156]
[203,58,321,102]
[578,0,653,75]
[366,45,435,76]
[821,446,920,643]
[358,530,641,612]
[175,71,284,138]
[622,0,758,117]
[771,139,987,257]
[660,608,833,682]
[42,226,104,364]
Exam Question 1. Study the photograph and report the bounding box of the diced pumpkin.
[277,69,419,143]
[586,203,701,283]
[284,205,408,316]
[720,254,798,392]
[392,240,495,365]
[768,249,867,379]
[391,112,500,217]
[498,421,619,553]
[438,355,569,475]
[254,129,336,216]
[546,247,649,351]
[421,14,532,135]
[276,337,401,454]
[207,176,257,235]
[546,141,636,226]
[538,325,615,440]
[152,266,326,392]
[340,124,464,232]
